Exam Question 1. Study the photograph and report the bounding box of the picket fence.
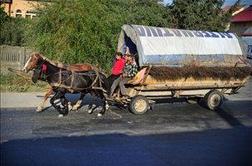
[0,45,33,72]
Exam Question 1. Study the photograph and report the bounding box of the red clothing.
[112,58,125,75]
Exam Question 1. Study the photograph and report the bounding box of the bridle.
[32,59,48,82]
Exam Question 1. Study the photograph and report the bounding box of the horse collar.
[34,63,47,81]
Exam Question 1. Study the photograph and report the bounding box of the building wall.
[229,22,252,36]
[1,0,42,19]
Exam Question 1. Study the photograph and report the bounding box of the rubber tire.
[129,95,149,115]
[204,90,223,110]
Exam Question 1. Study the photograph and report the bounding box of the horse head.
[23,52,44,73]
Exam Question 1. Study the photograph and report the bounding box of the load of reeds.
[149,66,252,80]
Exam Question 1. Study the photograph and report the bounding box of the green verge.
[0,73,48,92]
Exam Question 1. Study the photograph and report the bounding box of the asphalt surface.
[1,79,252,166]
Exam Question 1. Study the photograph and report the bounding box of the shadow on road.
[215,108,245,127]
[1,127,252,166]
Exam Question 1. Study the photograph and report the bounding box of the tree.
[26,0,239,71]
[167,0,237,31]
[0,6,8,25]
[0,7,9,44]
[26,0,172,71]
[0,7,30,46]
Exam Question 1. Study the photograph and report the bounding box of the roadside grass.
[0,73,48,92]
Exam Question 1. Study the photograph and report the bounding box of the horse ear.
[34,53,41,59]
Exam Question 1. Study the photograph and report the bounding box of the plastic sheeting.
[117,25,246,67]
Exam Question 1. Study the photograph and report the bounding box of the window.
[15,9,22,17]
[25,10,36,19]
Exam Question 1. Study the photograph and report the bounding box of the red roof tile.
[231,6,252,22]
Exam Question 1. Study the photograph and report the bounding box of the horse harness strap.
[50,83,89,92]
[90,69,105,92]
[50,69,105,93]
[59,69,62,85]
[32,57,105,93]
[70,71,75,88]
[91,70,100,88]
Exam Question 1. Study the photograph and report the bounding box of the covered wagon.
[115,24,251,114]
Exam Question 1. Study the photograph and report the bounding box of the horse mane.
[40,54,65,68]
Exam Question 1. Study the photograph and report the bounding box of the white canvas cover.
[117,25,246,67]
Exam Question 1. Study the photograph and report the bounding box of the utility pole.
[8,1,12,16]
[1,0,13,16]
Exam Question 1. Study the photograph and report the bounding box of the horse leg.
[59,97,69,116]
[36,87,53,112]
[50,91,68,116]
[72,93,85,111]
[97,99,109,117]
[87,104,99,114]
[50,91,62,110]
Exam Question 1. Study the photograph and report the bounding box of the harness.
[34,62,105,93]
[32,63,48,81]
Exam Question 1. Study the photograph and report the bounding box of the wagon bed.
[114,24,251,114]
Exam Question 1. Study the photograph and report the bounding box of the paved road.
[1,79,252,166]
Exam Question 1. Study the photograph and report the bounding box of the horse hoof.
[68,103,73,111]
[58,114,64,118]
[72,101,82,111]
[36,107,43,112]
[88,110,93,114]
[72,106,79,111]
[97,113,103,117]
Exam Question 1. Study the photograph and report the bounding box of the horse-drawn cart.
[22,25,251,117]
[115,25,251,114]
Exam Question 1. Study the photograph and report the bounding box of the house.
[0,0,47,19]
[229,5,252,36]
[242,27,252,61]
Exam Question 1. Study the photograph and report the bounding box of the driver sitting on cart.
[107,52,125,87]
[109,53,138,98]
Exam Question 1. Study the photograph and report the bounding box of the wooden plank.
[135,76,250,90]
[128,88,233,98]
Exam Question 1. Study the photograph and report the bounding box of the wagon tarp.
[117,25,247,67]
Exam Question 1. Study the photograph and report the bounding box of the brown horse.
[23,53,95,112]
[23,53,109,116]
